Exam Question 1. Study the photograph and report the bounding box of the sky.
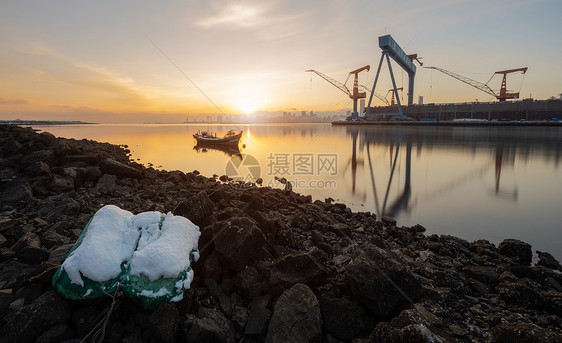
[0,0,561,123]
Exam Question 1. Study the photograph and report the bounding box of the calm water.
[35,123,562,261]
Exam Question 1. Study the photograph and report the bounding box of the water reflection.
[34,123,562,260]
[193,142,242,158]
[342,127,562,242]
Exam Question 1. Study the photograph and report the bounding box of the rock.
[0,181,33,206]
[19,150,57,169]
[36,131,56,147]
[232,306,248,330]
[346,243,421,319]
[212,217,267,272]
[266,252,328,296]
[72,305,99,337]
[498,239,532,266]
[49,174,74,193]
[96,173,117,194]
[319,296,374,340]
[537,251,562,270]
[2,139,23,155]
[23,161,51,177]
[83,166,102,182]
[173,191,214,226]
[370,323,443,343]
[0,291,71,343]
[245,295,271,335]
[497,282,545,309]
[332,255,351,266]
[234,267,262,300]
[381,216,397,226]
[48,243,74,263]
[11,232,41,251]
[41,230,71,249]
[265,284,322,343]
[41,197,81,224]
[462,266,500,288]
[148,302,180,343]
[99,158,143,179]
[61,154,100,165]
[186,307,235,343]
[493,322,551,343]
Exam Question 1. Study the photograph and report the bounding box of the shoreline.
[332,120,562,126]
[1,124,561,342]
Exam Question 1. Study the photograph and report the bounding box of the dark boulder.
[0,291,71,343]
[211,217,267,272]
[498,239,532,266]
[0,180,33,206]
[49,174,74,193]
[148,302,180,343]
[173,191,214,226]
[19,150,57,169]
[265,252,328,297]
[245,295,271,336]
[96,174,117,194]
[537,251,562,271]
[265,283,322,343]
[99,158,143,179]
[493,322,551,343]
[346,243,421,319]
[185,307,235,343]
[320,295,375,340]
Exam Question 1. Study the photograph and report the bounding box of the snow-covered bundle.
[52,205,200,309]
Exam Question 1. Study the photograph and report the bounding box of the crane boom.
[306,65,370,117]
[425,66,497,98]
[305,69,351,97]
[360,85,389,106]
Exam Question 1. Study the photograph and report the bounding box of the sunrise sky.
[1,0,561,123]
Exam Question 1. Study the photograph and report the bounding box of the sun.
[226,84,266,114]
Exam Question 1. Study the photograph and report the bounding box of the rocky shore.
[0,124,561,343]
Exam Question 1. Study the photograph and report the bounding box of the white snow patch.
[62,205,138,286]
[139,287,171,298]
[129,212,200,281]
[60,205,200,298]
[170,293,184,302]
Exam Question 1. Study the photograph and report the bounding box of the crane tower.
[306,65,370,118]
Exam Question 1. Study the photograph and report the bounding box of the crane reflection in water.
[344,126,525,219]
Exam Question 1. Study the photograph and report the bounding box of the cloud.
[0,98,30,105]
[196,3,264,29]
[13,43,152,108]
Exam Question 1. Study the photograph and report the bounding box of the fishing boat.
[193,129,242,145]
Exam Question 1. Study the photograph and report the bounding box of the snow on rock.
[62,205,137,286]
[129,212,201,281]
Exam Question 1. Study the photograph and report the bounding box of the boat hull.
[192,131,242,145]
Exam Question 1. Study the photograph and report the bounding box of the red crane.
[386,87,403,106]
[494,67,528,101]
[425,66,528,101]
[306,65,370,116]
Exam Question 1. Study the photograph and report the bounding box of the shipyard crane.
[360,85,390,106]
[306,65,370,117]
[386,87,403,106]
[425,66,528,101]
